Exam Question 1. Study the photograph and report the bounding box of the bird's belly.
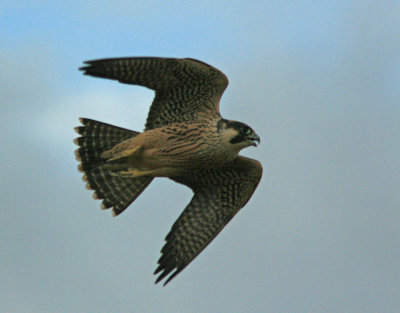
[152,148,234,169]
[131,145,233,174]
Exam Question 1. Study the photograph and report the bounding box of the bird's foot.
[111,168,155,178]
[105,145,143,162]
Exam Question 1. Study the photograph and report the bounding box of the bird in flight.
[74,57,262,285]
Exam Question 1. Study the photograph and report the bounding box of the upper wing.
[80,57,229,130]
[154,156,262,285]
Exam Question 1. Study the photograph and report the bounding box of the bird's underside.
[75,57,262,285]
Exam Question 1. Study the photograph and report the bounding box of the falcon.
[74,57,262,285]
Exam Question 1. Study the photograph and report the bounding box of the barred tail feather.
[74,118,153,216]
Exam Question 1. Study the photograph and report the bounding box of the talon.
[111,168,155,178]
[110,171,128,178]
[105,145,143,162]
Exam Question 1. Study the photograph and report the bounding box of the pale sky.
[1,1,399,312]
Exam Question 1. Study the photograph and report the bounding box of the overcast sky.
[1,1,399,312]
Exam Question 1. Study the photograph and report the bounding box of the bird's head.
[219,119,260,151]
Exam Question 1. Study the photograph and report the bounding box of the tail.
[74,118,153,216]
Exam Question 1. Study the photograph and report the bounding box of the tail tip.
[74,149,82,161]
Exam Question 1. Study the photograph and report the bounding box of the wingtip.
[154,275,167,286]
[154,270,180,286]
[79,63,96,75]
[154,267,167,285]
[153,265,182,286]
[79,65,89,72]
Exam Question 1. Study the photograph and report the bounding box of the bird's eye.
[240,126,252,135]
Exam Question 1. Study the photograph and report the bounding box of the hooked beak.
[248,134,261,147]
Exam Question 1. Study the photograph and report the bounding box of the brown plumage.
[74,57,262,285]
